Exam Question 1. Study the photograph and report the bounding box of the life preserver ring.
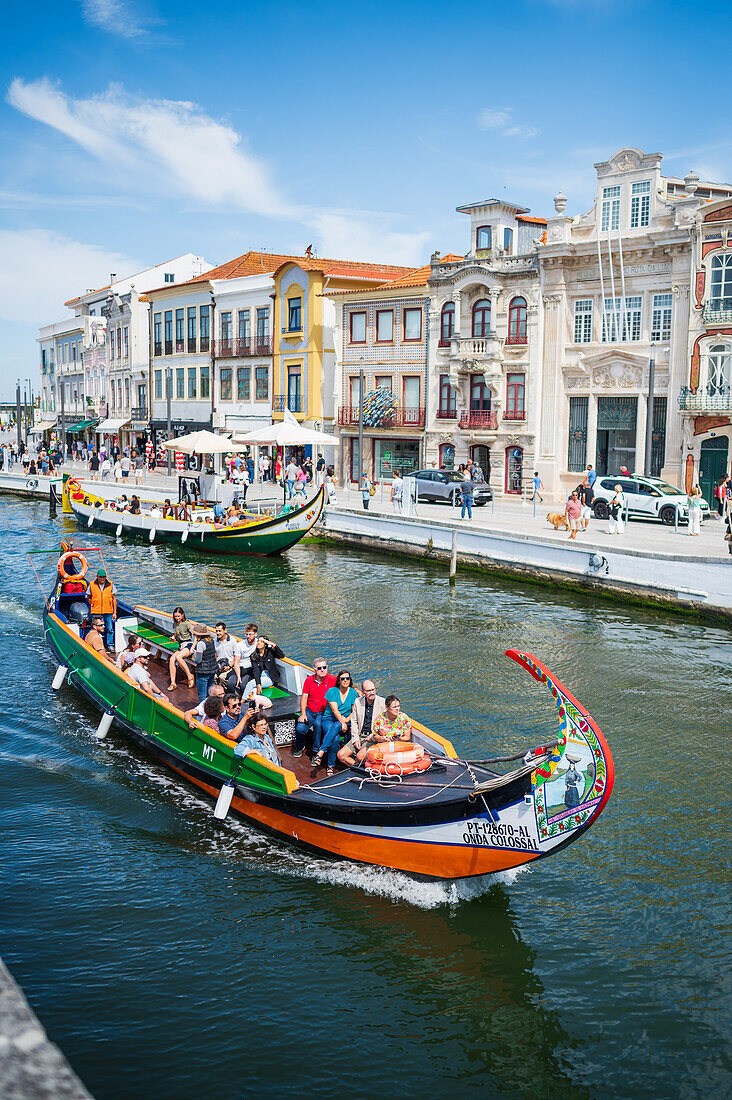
[57,550,88,582]
[365,740,431,776]
[66,476,83,501]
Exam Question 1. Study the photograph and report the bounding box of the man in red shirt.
[294,658,336,758]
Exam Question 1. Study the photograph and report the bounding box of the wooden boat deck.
[145,654,328,787]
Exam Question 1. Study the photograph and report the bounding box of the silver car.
[404,469,493,507]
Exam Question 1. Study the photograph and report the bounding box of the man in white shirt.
[390,470,404,514]
[126,650,168,699]
[214,621,238,687]
[231,622,258,691]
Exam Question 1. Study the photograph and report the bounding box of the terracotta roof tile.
[516,214,547,225]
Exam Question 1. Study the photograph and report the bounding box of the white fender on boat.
[116,524,123,538]
[87,513,94,527]
[95,709,114,739]
[214,780,236,820]
[52,664,68,690]
[149,527,156,542]
[181,529,188,544]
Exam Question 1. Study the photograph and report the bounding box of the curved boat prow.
[505,649,614,855]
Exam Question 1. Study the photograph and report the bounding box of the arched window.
[710,255,732,306]
[472,299,492,337]
[706,343,732,396]
[507,297,527,344]
[440,302,455,345]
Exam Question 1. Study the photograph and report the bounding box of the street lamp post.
[644,342,656,477]
[166,366,172,476]
[358,356,364,486]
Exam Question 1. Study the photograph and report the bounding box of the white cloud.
[308,212,430,266]
[8,78,294,219]
[0,228,139,325]
[80,0,159,40]
[478,107,539,140]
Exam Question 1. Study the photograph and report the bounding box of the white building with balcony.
[425,204,545,494]
[539,147,732,499]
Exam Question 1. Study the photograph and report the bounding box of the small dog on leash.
[546,512,569,531]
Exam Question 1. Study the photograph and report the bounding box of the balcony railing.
[438,337,452,349]
[200,336,210,352]
[503,409,527,421]
[454,334,500,357]
[701,299,732,325]
[187,338,197,353]
[436,407,457,419]
[216,339,234,357]
[337,405,426,428]
[505,334,527,346]
[154,342,162,356]
[131,405,148,421]
[215,338,273,358]
[274,394,303,414]
[678,386,732,412]
[458,409,498,430]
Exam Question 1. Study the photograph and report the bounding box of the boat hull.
[42,596,614,881]
[67,486,324,555]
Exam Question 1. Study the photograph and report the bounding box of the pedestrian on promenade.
[316,455,325,486]
[460,475,475,520]
[325,466,337,505]
[586,464,597,488]
[391,469,404,514]
[360,472,373,510]
[578,477,594,529]
[275,453,283,483]
[531,471,544,503]
[608,484,625,535]
[565,490,582,539]
[715,477,727,518]
[688,484,703,536]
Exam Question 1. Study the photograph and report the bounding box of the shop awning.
[67,419,98,433]
[29,419,57,434]
[95,418,130,434]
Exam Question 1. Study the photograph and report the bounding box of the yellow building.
[272,256,412,430]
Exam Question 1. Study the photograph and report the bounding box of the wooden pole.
[449,528,457,585]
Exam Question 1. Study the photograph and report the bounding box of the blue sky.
[1,0,731,396]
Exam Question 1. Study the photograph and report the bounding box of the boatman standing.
[89,568,117,651]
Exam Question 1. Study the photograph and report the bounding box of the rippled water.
[1,496,730,1099]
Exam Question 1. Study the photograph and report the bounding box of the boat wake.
[0,595,44,626]
[107,747,532,909]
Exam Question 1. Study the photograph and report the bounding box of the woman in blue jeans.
[312,671,360,776]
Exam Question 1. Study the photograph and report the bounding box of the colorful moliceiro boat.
[63,477,324,555]
[42,562,614,881]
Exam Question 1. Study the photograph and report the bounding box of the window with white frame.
[630,181,651,228]
[602,296,642,342]
[710,254,732,305]
[651,293,672,342]
[573,299,593,343]
[601,185,620,232]
[706,344,731,396]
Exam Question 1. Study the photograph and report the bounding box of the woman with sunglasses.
[313,671,360,776]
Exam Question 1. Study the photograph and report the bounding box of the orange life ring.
[365,740,432,776]
[57,550,88,582]
[66,476,84,501]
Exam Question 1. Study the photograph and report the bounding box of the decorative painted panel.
[695,270,705,310]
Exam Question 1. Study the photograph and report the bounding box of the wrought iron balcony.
[338,405,426,428]
[505,334,527,347]
[678,385,732,413]
[458,409,498,430]
[200,336,210,352]
[503,409,527,421]
[216,339,235,358]
[274,394,303,414]
[187,338,197,353]
[164,340,173,355]
[701,299,732,325]
[436,407,457,419]
[130,405,148,421]
[154,342,162,356]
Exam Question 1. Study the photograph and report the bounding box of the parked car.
[589,475,710,525]
[404,469,493,507]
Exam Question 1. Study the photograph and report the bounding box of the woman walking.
[608,484,625,535]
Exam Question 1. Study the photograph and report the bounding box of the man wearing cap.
[89,568,117,651]
[126,650,168,700]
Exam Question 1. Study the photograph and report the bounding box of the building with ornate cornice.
[425,203,545,492]
[539,147,732,499]
[680,196,732,503]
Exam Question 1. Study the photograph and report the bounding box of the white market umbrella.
[161,429,245,454]
[236,407,339,447]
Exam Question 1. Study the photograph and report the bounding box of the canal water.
[0,497,729,1099]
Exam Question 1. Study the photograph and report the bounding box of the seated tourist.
[240,635,285,699]
[337,680,387,767]
[218,693,256,741]
[372,695,412,742]
[214,621,238,686]
[232,623,259,692]
[202,695,224,732]
[168,606,195,691]
[233,712,281,767]
[184,683,225,729]
[117,634,143,669]
[162,499,174,518]
[312,670,360,776]
[86,616,114,662]
[149,504,162,518]
[129,495,141,515]
[294,658,336,759]
[126,649,168,700]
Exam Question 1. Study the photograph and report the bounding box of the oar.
[213,758,246,820]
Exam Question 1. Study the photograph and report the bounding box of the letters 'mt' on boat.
[37,545,614,881]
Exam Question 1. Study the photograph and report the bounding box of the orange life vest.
[89,579,116,615]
